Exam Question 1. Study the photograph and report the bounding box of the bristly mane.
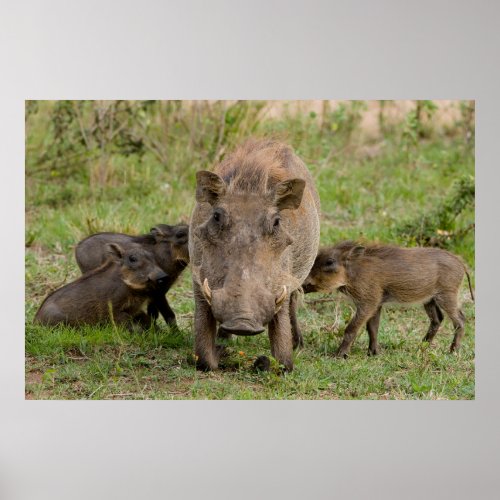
[215,139,295,195]
[131,233,156,245]
[333,240,411,258]
[37,259,116,306]
[332,240,360,253]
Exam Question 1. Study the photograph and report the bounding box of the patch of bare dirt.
[25,370,44,399]
[263,100,464,138]
[25,370,43,385]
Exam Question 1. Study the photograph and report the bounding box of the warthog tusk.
[275,285,287,310]
[202,278,212,305]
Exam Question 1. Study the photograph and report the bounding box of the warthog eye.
[212,208,225,224]
[129,255,138,263]
[270,215,281,234]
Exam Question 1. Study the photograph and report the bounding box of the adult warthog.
[189,139,320,371]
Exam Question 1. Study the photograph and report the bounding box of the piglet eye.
[273,217,281,228]
[325,257,336,272]
[129,255,138,263]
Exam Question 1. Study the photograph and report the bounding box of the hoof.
[192,350,221,371]
[335,350,349,359]
[253,355,271,372]
[215,344,228,359]
[166,323,180,334]
[194,358,217,372]
[292,336,304,350]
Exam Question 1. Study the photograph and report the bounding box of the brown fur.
[189,139,320,371]
[303,241,473,357]
[217,139,300,193]
[35,243,167,330]
[75,224,189,326]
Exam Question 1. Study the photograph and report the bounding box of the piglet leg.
[151,293,177,327]
[366,306,382,355]
[337,305,379,358]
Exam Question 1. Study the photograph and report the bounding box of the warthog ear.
[274,178,306,210]
[196,171,226,205]
[106,243,124,261]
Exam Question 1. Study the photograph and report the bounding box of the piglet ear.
[274,178,306,210]
[196,171,227,205]
[150,224,174,241]
[174,225,189,244]
[347,245,365,260]
[106,243,124,261]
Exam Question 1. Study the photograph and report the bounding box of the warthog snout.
[151,271,168,286]
[219,318,266,336]
[202,279,288,335]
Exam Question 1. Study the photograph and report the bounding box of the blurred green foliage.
[25,100,475,261]
[396,174,475,248]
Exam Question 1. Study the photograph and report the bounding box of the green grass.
[25,100,475,399]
